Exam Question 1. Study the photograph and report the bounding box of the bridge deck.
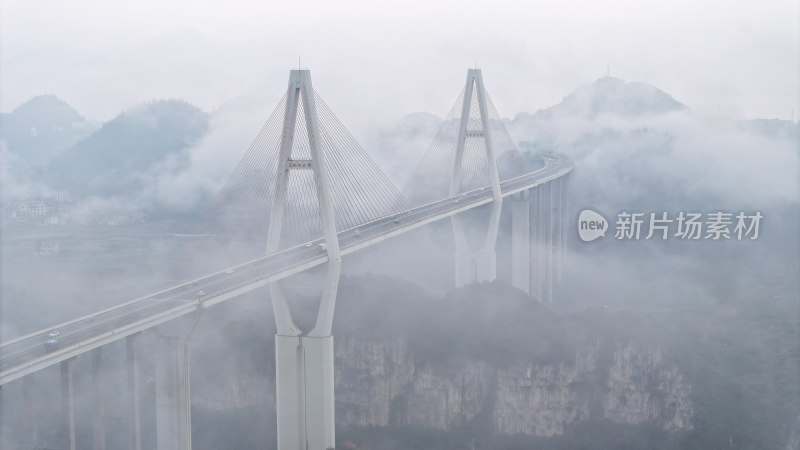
[0,156,572,385]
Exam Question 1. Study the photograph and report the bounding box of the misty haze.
[1,2,798,450]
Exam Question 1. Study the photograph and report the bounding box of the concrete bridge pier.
[530,182,554,302]
[452,191,502,288]
[454,248,498,286]
[92,348,106,450]
[271,260,340,450]
[127,334,142,450]
[154,312,202,450]
[271,255,340,450]
[274,333,336,450]
[61,358,76,450]
[301,336,335,449]
[23,375,38,448]
[531,186,543,301]
[451,193,502,289]
[550,178,564,286]
[452,222,501,286]
[557,175,569,283]
[155,336,190,450]
[524,174,568,301]
[511,190,531,294]
[544,181,554,303]
[274,334,305,449]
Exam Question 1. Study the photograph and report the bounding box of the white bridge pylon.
[451,69,503,287]
[267,69,339,450]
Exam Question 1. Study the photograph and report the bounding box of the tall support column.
[545,182,554,303]
[273,335,336,450]
[155,313,201,450]
[454,245,497,286]
[274,336,305,449]
[552,177,562,283]
[0,385,3,448]
[268,69,340,450]
[127,335,142,450]
[536,183,548,302]
[450,68,503,287]
[511,190,531,294]
[531,186,544,301]
[554,176,567,284]
[155,337,190,450]
[537,184,547,302]
[24,375,38,449]
[61,359,76,450]
[529,187,538,300]
[561,175,569,280]
[92,348,106,450]
[300,336,335,449]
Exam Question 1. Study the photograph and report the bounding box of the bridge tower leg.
[267,69,340,450]
[451,68,503,287]
[154,313,202,450]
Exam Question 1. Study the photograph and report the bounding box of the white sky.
[1,0,798,127]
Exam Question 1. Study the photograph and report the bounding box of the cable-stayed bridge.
[0,68,572,450]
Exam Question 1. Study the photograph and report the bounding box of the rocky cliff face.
[332,337,693,436]
[603,344,693,432]
[192,336,693,437]
[187,276,795,448]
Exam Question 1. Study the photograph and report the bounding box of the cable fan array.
[203,89,408,251]
[404,80,524,205]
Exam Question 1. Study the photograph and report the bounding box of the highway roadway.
[0,155,572,385]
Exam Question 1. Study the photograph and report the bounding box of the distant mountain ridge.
[4,75,794,221]
[0,94,97,163]
[523,76,685,120]
[50,99,208,198]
